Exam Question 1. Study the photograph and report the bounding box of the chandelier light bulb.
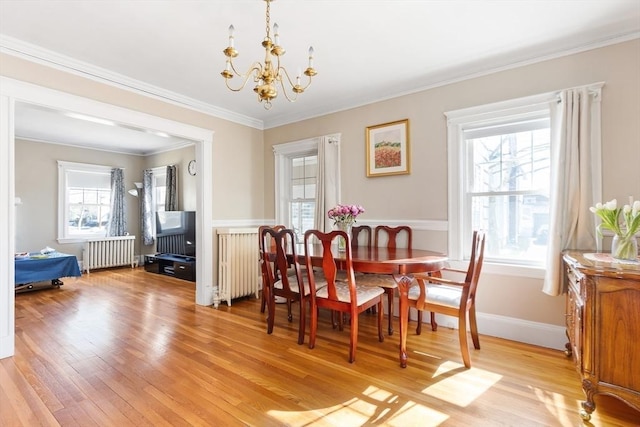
[273,23,279,45]
[308,46,314,67]
[228,25,235,48]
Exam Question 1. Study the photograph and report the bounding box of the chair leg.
[287,300,293,322]
[458,313,471,368]
[309,305,318,349]
[377,299,384,343]
[267,289,276,335]
[260,288,266,313]
[430,311,437,331]
[349,310,358,363]
[416,309,422,335]
[296,298,306,345]
[386,288,394,335]
[469,304,480,349]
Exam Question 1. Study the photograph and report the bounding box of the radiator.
[83,236,136,273]
[216,228,260,307]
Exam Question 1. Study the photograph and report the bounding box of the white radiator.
[83,236,136,273]
[216,228,260,308]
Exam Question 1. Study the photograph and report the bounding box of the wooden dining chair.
[351,225,372,249]
[408,230,486,368]
[358,225,413,335]
[259,224,286,314]
[304,229,385,363]
[260,226,323,345]
[374,225,412,250]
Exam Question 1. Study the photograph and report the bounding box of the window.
[447,94,554,268]
[290,155,317,241]
[274,138,318,242]
[152,166,167,215]
[58,161,112,242]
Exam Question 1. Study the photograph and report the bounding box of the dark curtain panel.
[165,164,177,211]
[142,169,155,245]
[106,168,126,236]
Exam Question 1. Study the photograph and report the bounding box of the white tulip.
[605,199,617,210]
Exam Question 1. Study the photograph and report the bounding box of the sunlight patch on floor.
[422,361,502,407]
[531,385,576,427]
[268,387,449,426]
[381,401,450,426]
[268,397,377,426]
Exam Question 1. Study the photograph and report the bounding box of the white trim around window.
[57,161,114,243]
[446,92,556,276]
[273,138,319,227]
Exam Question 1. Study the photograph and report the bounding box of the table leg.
[396,275,412,368]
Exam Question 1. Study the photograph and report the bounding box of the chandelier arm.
[224,63,264,92]
[278,65,313,95]
[277,79,299,102]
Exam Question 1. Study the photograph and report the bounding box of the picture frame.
[365,119,410,177]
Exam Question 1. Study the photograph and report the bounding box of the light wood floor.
[2,268,639,427]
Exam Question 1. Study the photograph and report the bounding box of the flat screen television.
[156,211,196,256]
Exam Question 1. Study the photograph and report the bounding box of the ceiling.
[1,0,639,154]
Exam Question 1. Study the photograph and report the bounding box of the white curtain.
[543,86,601,296]
[142,169,155,246]
[106,168,127,236]
[314,135,341,232]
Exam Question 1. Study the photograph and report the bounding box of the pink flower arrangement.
[327,204,365,225]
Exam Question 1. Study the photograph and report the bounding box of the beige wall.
[3,39,639,344]
[14,141,197,260]
[14,139,146,258]
[1,53,266,222]
[144,145,197,211]
[264,39,640,330]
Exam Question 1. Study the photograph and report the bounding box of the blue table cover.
[15,252,82,285]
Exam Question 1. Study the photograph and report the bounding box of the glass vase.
[335,221,352,252]
[611,234,638,261]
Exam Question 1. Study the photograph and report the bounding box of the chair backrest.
[304,229,356,303]
[260,227,303,294]
[259,224,286,253]
[374,225,412,249]
[465,230,486,300]
[351,225,372,248]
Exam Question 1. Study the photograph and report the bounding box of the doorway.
[0,77,214,359]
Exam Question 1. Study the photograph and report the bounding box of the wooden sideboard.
[563,251,640,421]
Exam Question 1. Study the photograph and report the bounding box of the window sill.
[58,237,89,244]
[447,260,545,279]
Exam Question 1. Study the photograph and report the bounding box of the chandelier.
[220,0,317,110]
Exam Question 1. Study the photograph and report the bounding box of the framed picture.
[365,119,410,177]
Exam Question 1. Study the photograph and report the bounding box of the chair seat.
[408,284,461,308]
[274,272,327,296]
[357,273,398,289]
[316,280,384,304]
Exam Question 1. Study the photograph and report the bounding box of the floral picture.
[366,119,410,177]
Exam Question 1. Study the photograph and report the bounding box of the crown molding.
[261,32,640,129]
[2,32,638,131]
[0,35,264,130]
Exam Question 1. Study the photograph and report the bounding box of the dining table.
[299,244,448,367]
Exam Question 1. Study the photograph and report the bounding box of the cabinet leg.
[580,380,596,421]
[564,341,572,357]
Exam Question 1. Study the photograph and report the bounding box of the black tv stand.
[145,253,196,282]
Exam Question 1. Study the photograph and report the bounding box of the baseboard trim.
[0,335,15,359]
[406,308,566,350]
